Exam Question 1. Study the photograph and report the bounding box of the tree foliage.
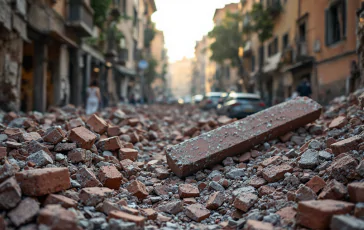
[243,3,274,44]
[144,57,159,85]
[208,11,243,66]
[91,0,112,28]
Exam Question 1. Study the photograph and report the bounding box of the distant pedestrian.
[296,78,312,97]
[86,80,101,115]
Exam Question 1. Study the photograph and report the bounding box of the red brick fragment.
[178,184,199,198]
[19,132,41,142]
[329,116,348,129]
[44,194,77,208]
[166,97,322,177]
[185,203,210,222]
[101,200,118,214]
[76,167,102,188]
[119,148,138,161]
[262,164,293,183]
[120,159,141,176]
[79,187,113,206]
[98,165,123,190]
[318,179,346,200]
[8,198,39,227]
[305,176,326,193]
[249,176,267,188]
[348,182,364,202]
[0,147,7,160]
[233,193,258,212]
[98,136,122,151]
[108,126,121,137]
[327,155,358,183]
[43,127,65,144]
[66,118,84,130]
[68,126,97,150]
[38,205,79,230]
[330,135,362,156]
[246,220,274,230]
[67,148,87,163]
[260,156,281,167]
[127,180,148,200]
[87,114,108,134]
[140,208,158,220]
[15,168,70,196]
[109,210,145,227]
[206,191,224,210]
[0,177,21,210]
[276,206,296,225]
[297,199,354,229]
[238,152,251,162]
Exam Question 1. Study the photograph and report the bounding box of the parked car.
[192,94,204,105]
[200,92,226,110]
[217,93,266,118]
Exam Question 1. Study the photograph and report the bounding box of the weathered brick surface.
[79,187,113,206]
[109,210,145,227]
[305,176,326,193]
[348,182,364,202]
[0,177,21,210]
[166,97,322,177]
[43,127,65,144]
[98,165,123,190]
[86,114,108,134]
[15,168,70,196]
[19,132,41,142]
[127,180,148,200]
[8,198,39,227]
[262,164,293,183]
[76,167,102,188]
[44,194,77,208]
[206,191,224,210]
[68,126,97,150]
[37,205,79,230]
[297,199,354,229]
[98,136,122,151]
[246,220,274,230]
[178,184,199,198]
[185,203,210,222]
[68,148,87,163]
[331,135,362,156]
[233,193,258,212]
[119,148,138,161]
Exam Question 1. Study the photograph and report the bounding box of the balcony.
[67,0,94,37]
[296,42,308,62]
[110,0,121,17]
[267,0,282,19]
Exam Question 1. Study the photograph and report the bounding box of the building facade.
[170,57,193,99]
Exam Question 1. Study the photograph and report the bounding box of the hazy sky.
[152,0,239,62]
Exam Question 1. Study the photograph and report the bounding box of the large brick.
[68,127,97,150]
[166,97,322,177]
[86,114,108,134]
[297,199,354,229]
[119,148,138,161]
[0,177,21,210]
[15,167,70,196]
[331,135,362,156]
[38,205,79,230]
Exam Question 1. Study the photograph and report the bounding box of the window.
[299,22,306,42]
[133,8,138,26]
[225,66,230,79]
[268,37,278,57]
[282,33,289,50]
[259,46,265,68]
[325,0,346,46]
[122,0,127,15]
[251,55,255,72]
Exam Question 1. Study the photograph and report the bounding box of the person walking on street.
[296,78,312,97]
[86,80,101,115]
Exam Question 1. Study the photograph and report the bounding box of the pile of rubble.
[0,93,364,230]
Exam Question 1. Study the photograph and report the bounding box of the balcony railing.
[267,0,282,18]
[67,0,94,37]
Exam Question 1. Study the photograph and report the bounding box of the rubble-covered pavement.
[1,93,364,230]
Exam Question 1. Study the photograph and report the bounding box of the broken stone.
[185,203,210,222]
[26,150,53,167]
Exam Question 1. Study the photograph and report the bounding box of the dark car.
[216,93,266,118]
[200,92,226,110]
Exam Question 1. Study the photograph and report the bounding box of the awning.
[115,64,136,76]
[50,31,78,48]
[263,52,282,73]
[81,43,105,63]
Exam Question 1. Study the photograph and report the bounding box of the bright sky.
[152,0,240,62]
